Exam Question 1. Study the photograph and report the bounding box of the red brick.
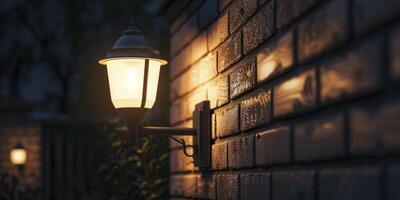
[217,174,239,200]
[170,31,208,79]
[189,0,205,13]
[256,127,291,166]
[273,69,317,118]
[215,104,240,138]
[276,0,319,29]
[240,173,271,200]
[171,14,199,56]
[297,0,348,62]
[320,37,383,104]
[170,120,193,149]
[257,31,294,83]
[219,0,233,11]
[350,99,400,155]
[198,0,218,29]
[243,1,274,54]
[170,174,198,197]
[208,14,229,50]
[217,32,242,72]
[205,74,229,109]
[354,0,400,35]
[170,52,217,100]
[170,89,207,124]
[294,114,345,161]
[319,167,381,200]
[273,170,315,200]
[197,174,216,199]
[229,57,256,99]
[228,135,254,169]
[240,89,272,131]
[170,10,190,35]
[212,142,228,170]
[170,148,197,172]
[229,0,258,34]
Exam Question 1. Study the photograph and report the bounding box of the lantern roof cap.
[14,143,24,149]
[99,18,167,65]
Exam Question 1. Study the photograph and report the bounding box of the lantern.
[98,19,211,167]
[10,143,27,166]
[99,20,167,126]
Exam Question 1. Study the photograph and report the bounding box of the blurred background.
[0,0,170,199]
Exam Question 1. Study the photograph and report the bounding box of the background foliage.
[99,122,169,200]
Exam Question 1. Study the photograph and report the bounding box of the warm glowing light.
[10,148,27,165]
[105,58,162,108]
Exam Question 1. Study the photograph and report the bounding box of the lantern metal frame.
[100,19,211,168]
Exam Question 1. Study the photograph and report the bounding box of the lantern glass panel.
[106,58,161,109]
[10,149,27,165]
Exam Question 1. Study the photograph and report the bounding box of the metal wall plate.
[193,101,211,168]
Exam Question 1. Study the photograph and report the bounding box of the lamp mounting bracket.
[137,101,211,168]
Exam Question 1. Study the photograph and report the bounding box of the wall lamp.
[10,143,27,174]
[99,19,211,168]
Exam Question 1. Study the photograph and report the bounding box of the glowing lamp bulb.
[102,58,163,109]
[10,145,27,165]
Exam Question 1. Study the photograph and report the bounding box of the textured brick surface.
[354,0,400,35]
[217,174,240,200]
[216,104,240,138]
[170,174,197,197]
[229,0,258,33]
[257,31,294,83]
[243,1,274,54]
[273,69,317,118]
[170,89,207,124]
[170,10,190,35]
[167,0,400,199]
[256,127,291,166]
[388,164,400,200]
[390,25,400,80]
[295,114,345,161]
[170,31,208,79]
[219,0,233,11]
[240,89,272,131]
[212,142,228,170]
[320,38,383,104]
[171,14,198,56]
[273,170,315,200]
[170,120,193,149]
[170,147,196,172]
[198,0,218,29]
[217,32,242,72]
[319,167,381,200]
[350,100,400,154]
[205,74,229,109]
[297,0,348,62]
[208,14,229,50]
[277,0,319,29]
[170,52,217,100]
[197,174,216,199]
[230,57,256,99]
[240,173,271,200]
[0,126,42,187]
[228,135,255,169]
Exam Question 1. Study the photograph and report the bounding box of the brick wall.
[0,124,41,188]
[166,0,400,199]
